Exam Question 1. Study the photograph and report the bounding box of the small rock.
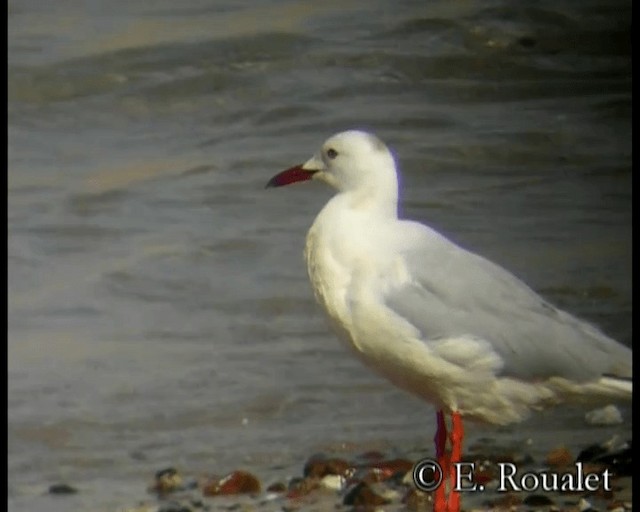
[578,440,632,477]
[266,482,286,493]
[524,494,555,506]
[349,466,387,485]
[286,477,320,499]
[593,446,632,477]
[585,405,623,426]
[577,443,609,463]
[402,488,431,512]
[303,456,352,478]
[202,470,261,496]
[401,471,415,486]
[151,467,183,494]
[473,466,495,486]
[365,458,414,480]
[320,474,345,491]
[48,483,78,495]
[359,450,386,461]
[343,482,389,507]
[578,498,594,512]
[546,446,573,467]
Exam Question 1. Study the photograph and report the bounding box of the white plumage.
[267,129,631,511]
[270,130,632,421]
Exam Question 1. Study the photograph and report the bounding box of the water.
[8,1,632,511]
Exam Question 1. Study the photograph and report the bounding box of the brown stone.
[357,467,388,484]
[546,446,573,468]
[359,450,386,461]
[402,488,431,512]
[473,467,495,485]
[286,477,320,499]
[202,470,261,496]
[366,458,414,480]
[303,457,353,478]
[607,500,628,511]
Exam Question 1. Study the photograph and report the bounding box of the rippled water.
[8,1,631,510]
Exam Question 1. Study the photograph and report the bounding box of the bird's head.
[266,130,398,196]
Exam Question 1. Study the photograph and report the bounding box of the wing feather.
[381,221,631,382]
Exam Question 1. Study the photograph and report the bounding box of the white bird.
[266,130,632,512]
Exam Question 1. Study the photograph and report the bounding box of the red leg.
[433,410,448,512]
[447,412,464,512]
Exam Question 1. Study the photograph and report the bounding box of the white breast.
[304,216,355,346]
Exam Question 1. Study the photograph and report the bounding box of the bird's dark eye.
[327,148,338,159]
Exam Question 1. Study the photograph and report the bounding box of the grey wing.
[383,223,632,382]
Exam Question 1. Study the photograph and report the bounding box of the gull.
[266,130,632,512]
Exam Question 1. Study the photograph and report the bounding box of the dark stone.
[266,481,286,493]
[577,440,633,477]
[343,482,388,507]
[577,444,608,463]
[523,494,554,506]
[155,467,179,479]
[48,484,78,495]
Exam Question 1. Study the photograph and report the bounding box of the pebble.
[343,481,388,507]
[319,474,345,491]
[303,455,352,478]
[202,470,261,496]
[578,498,594,512]
[150,468,183,495]
[48,483,78,495]
[578,443,609,463]
[473,466,495,486]
[545,446,573,467]
[285,477,320,499]
[523,494,555,506]
[577,440,632,477]
[365,458,413,480]
[265,482,286,493]
[359,450,386,461]
[116,437,633,512]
